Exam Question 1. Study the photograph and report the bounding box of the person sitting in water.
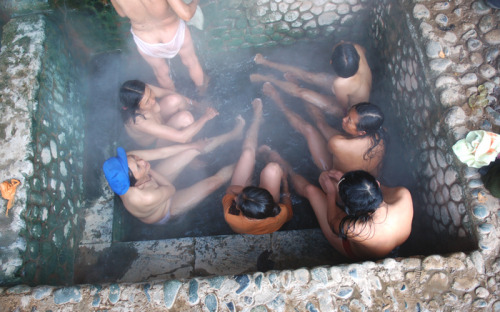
[103,116,245,224]
[120,80,217,147]
[263,82,387,177]
[110,0,208,92]
[263,150,413,261]
[223,98,293,235]
[318,169,413,260]
[250,41,372,117]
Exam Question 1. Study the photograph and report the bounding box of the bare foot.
[284,72,300,84]
[216,164,236,182]
[251,98,263,118]
[262,82,279,99]
[232,114,246,138]
[254,53,266,65]
[200,115,246,154]
[197,74,210,95]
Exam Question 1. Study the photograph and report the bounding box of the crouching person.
[103,146,234,224]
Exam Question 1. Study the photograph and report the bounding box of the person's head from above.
[330,42,360,78]
[103,147,150,195]
[103,147,131,196]
[126,154,151,185]
[342,102,384,136]
[336,170,383,238]
[234,186,281,219]
[119,80,157,123]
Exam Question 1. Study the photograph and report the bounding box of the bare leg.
[259,147,345,255]
[138,49,176,91]
[177,27,208,93]
[155,116,245,180]
[304,101,340,141]
[262,82,331,171]
[250,74,342,117]
[201,115,245,154]
[155,111,196,147]
[154,149,201,182]
[169,164,235,216]
[258,162,284,203]
[254,53,334,91]
[230,99,263,186]
[158,94,190,121]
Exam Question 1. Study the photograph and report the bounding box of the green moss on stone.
[245,34,269,45]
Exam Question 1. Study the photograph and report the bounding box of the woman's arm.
[147,84,177,98]
[167,0,199,21]
[134,107,218,143]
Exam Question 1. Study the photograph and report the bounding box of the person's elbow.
[177,9,196,21]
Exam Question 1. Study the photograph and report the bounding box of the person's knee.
[304,184,320,199]
[162,94,185,110]
[168,110,194,128]
[261,162,283,180]
[302,123,317,136]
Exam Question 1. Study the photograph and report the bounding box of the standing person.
[251,41,372,116]
[223,99,293,235]
[110,0,208,92]
[120,80,217,147]
[263,82,387,177]
[102,116,244,225]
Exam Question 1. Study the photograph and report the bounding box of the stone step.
[75,191,345,284]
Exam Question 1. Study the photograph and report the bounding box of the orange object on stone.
[0,179,21,216]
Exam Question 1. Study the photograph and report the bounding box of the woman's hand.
[319,171,338,195]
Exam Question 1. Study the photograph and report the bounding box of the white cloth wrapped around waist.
[131,20,186,59]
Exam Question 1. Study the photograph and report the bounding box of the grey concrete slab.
[271,229,345,270]
[194,234,271,277]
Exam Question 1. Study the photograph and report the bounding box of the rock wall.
[0,0,499,310]
[0,14,86,286]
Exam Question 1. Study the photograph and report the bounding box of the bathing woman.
[250,41,372,117]
[318,169,413,260]
[263,82,387,177]
[120,80,218,147]
[223,99,293,235]
[110,0,207,92]
[103,117,245,224]
[262,150,413,260]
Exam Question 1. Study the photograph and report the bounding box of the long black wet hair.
[337,170,383,239]
[330,43,360,78]
[231,186,281,219]
[351,102,388,160]
[119,80,147,124]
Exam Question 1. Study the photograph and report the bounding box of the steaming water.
[85,39,416,242]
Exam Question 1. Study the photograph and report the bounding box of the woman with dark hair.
[223,99,293,235]
[262,82,387,177]
[260,150,413,260]
[250,41,372,116]
[119,80,218,147]
[326,102,388,177]
[319,170,413,260]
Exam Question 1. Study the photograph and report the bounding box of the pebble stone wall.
[0,14,86,286]
[201,0,370,52]
[0,0,499,311]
